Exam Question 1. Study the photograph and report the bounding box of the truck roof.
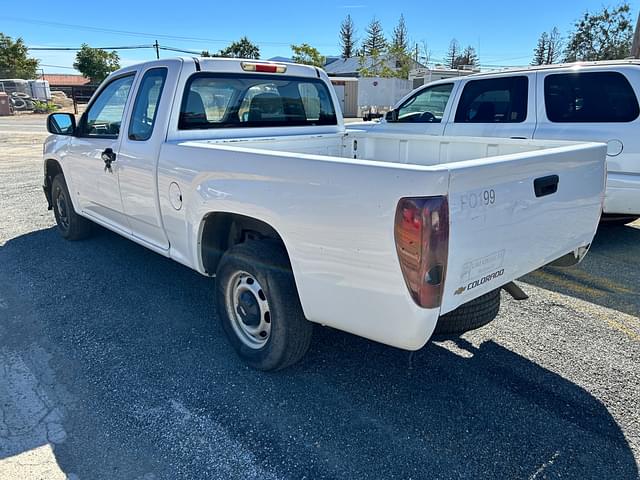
[109,57,323,79]
[440,59,640,83]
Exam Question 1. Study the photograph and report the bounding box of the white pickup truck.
[43,58,606,370]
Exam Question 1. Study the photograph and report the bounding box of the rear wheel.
[600,215,639,226]
[434,289,501,335]
[51,174,93,240]
[215,240,313,371]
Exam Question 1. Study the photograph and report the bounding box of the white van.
[372,60,640,223]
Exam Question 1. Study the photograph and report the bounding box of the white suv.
[374,60,640,223]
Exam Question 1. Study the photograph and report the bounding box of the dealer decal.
[454,268,505,295]
[459,188,496,211]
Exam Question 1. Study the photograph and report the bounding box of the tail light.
[394,196,449,309]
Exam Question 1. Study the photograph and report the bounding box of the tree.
[0,33,39,79]
[339,14,357,59]
[546,27,563,64]
[391,14,409,53]
[418,40,431,65]
[445,39,460,69]
[631,11,640,57]
[454,45,478,69]
[362,17,387,55]
[565,4,633,61]
[386,43,412,79]
[217,36,260,59]
[73,44,120,83]
[357,48,395,78]
[532,32,549,65]
[533,27,563,65]
[291,43,325,67]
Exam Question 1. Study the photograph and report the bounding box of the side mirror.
[385,109,398,122]
[47,113,76,136]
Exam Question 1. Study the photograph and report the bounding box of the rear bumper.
[604,172,640,215]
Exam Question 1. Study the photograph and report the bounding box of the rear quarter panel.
[157,141,449,349]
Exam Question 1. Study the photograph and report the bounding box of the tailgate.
[440,142,606,314]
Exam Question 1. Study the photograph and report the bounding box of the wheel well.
[200,212,287,275]
[44,159,63,209]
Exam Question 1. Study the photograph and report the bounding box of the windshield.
[179,73,337,129]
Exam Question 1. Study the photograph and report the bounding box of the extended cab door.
[379,82,457,135]
[65,73,136,232]
[116,60,182,250]
[443,73,536,139]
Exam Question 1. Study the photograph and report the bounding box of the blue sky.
[0,0,634,73]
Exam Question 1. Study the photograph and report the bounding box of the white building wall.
[356,77,413,111]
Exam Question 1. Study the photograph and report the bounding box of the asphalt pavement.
[0,116,638,479]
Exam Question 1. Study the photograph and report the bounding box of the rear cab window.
[454,76,529,123]
[179,73,337,129]
[129,68,168,140]
[544,71,639,123]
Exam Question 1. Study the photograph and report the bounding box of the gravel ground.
[0,116,639,479]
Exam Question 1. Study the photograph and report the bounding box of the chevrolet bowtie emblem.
[454,286,466,295]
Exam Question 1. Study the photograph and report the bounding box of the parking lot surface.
[0,116,639,479]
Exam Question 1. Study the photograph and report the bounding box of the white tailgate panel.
[441,144,606,314]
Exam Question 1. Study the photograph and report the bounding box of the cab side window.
[129,68,168,141]
[79,74,134,138]
[544,72,639,123]
[396,83,453,123]
[454,76,528,123]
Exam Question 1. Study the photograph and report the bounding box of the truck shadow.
[521,223,640,317]
[0,226,637,479]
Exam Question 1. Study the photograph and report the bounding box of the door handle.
[102,148,116,172]
[534,175,559,198]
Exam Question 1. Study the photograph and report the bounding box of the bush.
[32,100,58,114]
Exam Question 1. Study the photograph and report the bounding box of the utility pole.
[154,40,160,59]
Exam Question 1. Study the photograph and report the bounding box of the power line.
[158,45,202,55]
[1,15,338,48]
[29,45,155,51]
[29,43,205,56]
[39,64,77,70]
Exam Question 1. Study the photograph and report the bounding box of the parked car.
[42,58,605,370]
[372,60,640,224]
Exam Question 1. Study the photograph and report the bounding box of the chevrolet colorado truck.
[43,58,606,370]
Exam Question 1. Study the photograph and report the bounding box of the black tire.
[215,240,313,371]
[600,215,639,226]
[51,174,93,240]
[434,289,501,335]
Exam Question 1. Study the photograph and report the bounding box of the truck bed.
[185,130,572,167]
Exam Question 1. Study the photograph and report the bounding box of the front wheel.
[51,174,93,240]
[215,240,313,371]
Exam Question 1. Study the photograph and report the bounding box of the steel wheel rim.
[55,187,70,231]
[226,271,271,349]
